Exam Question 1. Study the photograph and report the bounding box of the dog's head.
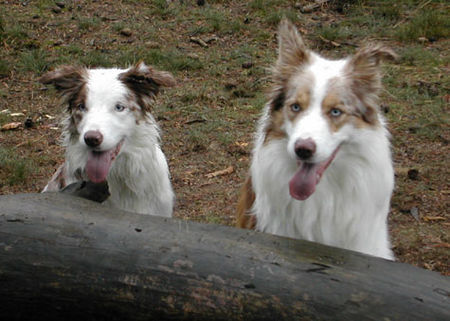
[266,20,396,200]
[40,62,175,183]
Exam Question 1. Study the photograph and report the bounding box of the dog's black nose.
[294,138,316,160]
[84,130,103,147]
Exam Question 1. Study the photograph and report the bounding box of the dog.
[41,62,175,217]
[237,20,396,259]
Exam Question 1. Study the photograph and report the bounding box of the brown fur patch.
[119,62,175,114]
[236,176,257,229]
[273,19,310,86]
[263,21,314,144]
[321,91,349,132]
[40,66,87,106]
[40,65,88,136]
[287,87,310,122]
[344,44,396,125]
[264,109,286,143]
[324,79,381,130]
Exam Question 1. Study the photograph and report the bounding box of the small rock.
[410,207,420,222]
[24,118,34,128]
[120,28,132,37]
[242,61,253,69]
[418,37,428,43]
[55,1,65,8]
[294,2,302,10]
[52,6,62,14]
[407,169,419,180]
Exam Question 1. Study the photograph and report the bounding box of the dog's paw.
[61,180,110,203]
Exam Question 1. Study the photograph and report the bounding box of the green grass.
[249,0,282,11]
[17,49,49,73]
[146,0,180,19]
[3,24,29,42]
[398,46,440,67]
[0,59,10,77]
[0,147,33,186]
[384,64,448,141]
[316,25,351,42]
[80,49,114,68]
[142,49,203,72]
[78,16,101,31]
[264,9,298,26]
[396,9,449,42]
[0,112,8,126]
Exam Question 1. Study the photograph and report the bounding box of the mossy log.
[0,193,448,321]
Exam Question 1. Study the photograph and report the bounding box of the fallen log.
[0,193,448,321]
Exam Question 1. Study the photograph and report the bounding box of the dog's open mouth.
[85,140,124,183]
[289,147,340,201]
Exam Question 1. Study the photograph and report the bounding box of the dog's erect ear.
[119,62,175,100]
[39,65,86,98]
[346,44,396,97]
[273,19,309,82]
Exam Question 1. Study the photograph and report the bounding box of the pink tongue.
[289,163,320,201]
[86,150,113,183]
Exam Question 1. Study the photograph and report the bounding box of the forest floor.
[0,0,448,274]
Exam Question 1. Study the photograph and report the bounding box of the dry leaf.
[235,141,248,148]
[206,166,234,178]
[423,216,446,222]
[1,122,22,131]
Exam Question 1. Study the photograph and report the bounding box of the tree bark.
[0,193,448,321]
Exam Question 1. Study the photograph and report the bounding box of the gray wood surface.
[0,193,448,320]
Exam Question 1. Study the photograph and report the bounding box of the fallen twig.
[205,166,234,179]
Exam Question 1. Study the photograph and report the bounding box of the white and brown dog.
[237,20,396,259]
[41,62,175,217]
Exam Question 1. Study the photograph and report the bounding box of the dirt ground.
[0,1,448,275]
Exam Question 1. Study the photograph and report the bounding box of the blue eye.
[77,103,86,111]
[330,108,342,117]
[115,104,126,112]
[291,103,301,112]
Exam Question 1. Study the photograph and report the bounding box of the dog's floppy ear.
[273,19,309,82]
[39,65,86,99]
[119,62,175,100]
